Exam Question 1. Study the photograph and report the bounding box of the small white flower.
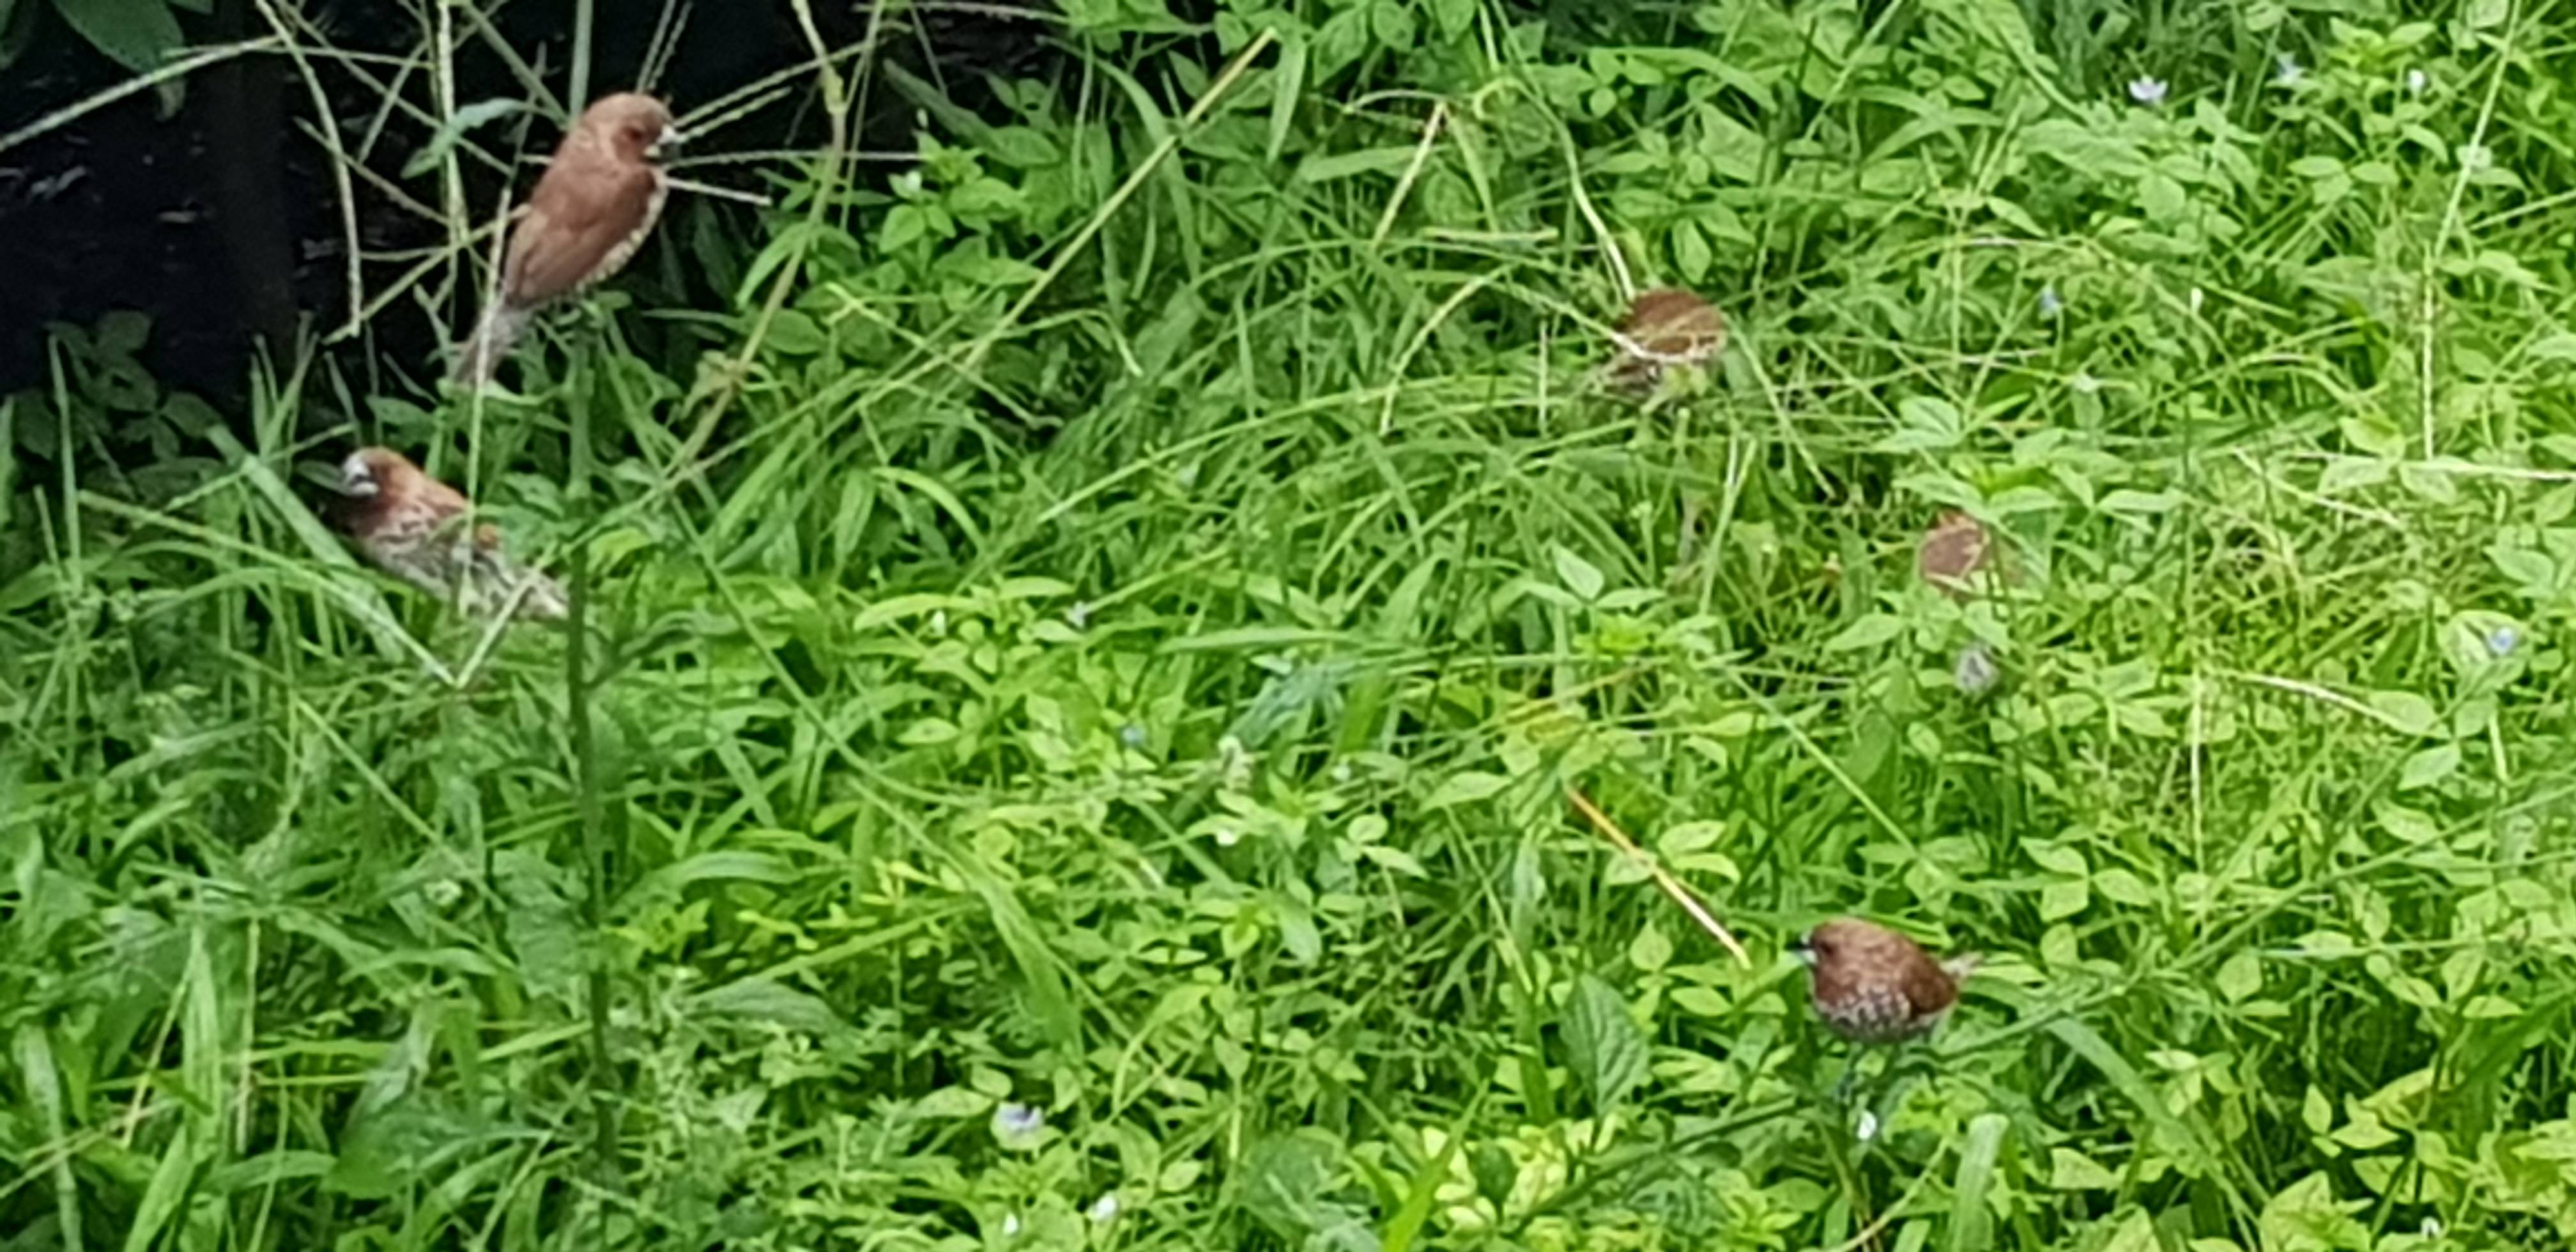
[1855,1109,1881,1141]
[2071,371,2102,395]
[2488,626,2520,657]
[2421,1217,2442,1238]
[929,609,948,636]
[2189,287,2205,316]
[2127,77,2168,107]
[1331,761,1355,785]
[2460,143,2491,171]
[1954,642,2000,696]
[1002,1214,1022,1239]
[1214,826,1242,848]
[2407,68,2428,95]
[991,1102,1045,1147]
[2037,286,2063,318]
[1066,600,1092,629]
[2274,54,2303,86]
[1088,1193,1121,1223]
[1119,723,1148,749]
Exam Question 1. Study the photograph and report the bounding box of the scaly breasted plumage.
[453,92,680,386]
[338,447,567,622]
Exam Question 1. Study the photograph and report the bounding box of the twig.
[0,38,283,158]
[662,175,772,207]
[1563,787,1751,967]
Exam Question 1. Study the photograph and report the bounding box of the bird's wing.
[416,473,473,521]
[503,153,659,305]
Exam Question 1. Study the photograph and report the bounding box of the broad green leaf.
[52,0,183,75]
[689,977,844,1035]
[1562,973,1648,1112]
[1947,1113,2009,1252]
[1628,922,1673,972]
[1424,770,1510,809]
[2396,744,2460,790]
[2048,1147,2120,1191]
[1240,1131,1346,1243]
[1551,545,1605,601]
[2093,868,2155,906]
[2039,878,2089,921]
[2215,949,2262,1002]
[1825,613,1906,652]
[910,1084,993,1118]
[2363,691,2438,737]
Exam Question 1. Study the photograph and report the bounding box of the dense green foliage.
[12,0,2576,1248]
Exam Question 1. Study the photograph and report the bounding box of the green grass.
[10,0,2576,1248]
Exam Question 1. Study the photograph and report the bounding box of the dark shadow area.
[0,0,1053,411]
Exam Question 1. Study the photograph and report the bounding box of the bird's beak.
[650,124,685,160]
[1788,936,1816,966]
[340,468,376,497]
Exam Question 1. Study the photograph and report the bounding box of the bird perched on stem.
[337,447,567,622]
[452,92,682,388]
[1792,917,1979,1044]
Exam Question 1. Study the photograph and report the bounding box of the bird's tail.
[452,304,530,388]
[509,570,570,623]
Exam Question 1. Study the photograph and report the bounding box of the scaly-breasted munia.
[1918,510,2016,696]
[1605,287,1728,393]
[337,447,567,622]
[452,92,680,387]
[1792,918,1978,1044]
[1919,510,2010,600]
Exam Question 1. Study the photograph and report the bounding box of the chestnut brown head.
[339,447,422,500]
[579,92,679,164]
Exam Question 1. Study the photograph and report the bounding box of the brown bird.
[1918,510,2007,600]
[1793,918,1978,1044]
[337,447,567,622]
[453,92,681,387]
[1604,287,1728,394]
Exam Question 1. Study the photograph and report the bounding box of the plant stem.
[567,360,616,1187]
[570,0,595,110]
